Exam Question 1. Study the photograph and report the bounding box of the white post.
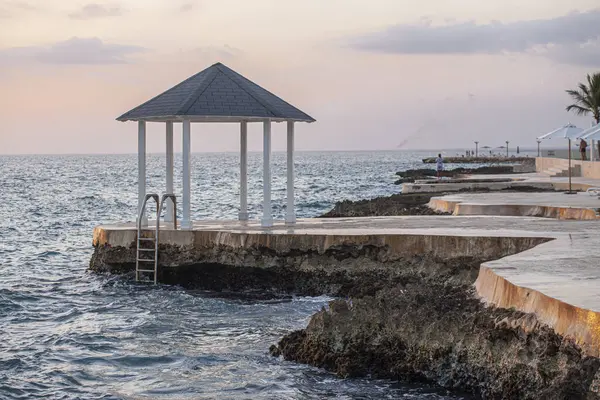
[137,121,147,226]
[285,121,296,225]
[261,120,273,227]
[591,139,594,162]
[239,121,248,221]
[165,121,174,222]
[182,120,192,229]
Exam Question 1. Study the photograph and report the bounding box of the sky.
[0,0,600,154]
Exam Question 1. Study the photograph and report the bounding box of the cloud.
[0,37,146,65]
[179,1,202,12]
[0,1,36,18]
[69,3,123,19]
[194,45,242,59]
[1,0,35,10]
[347,9,600,66]
[180,3,194,12]
[537,41,600,67]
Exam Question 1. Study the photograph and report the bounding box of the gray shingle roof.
[117,62,315,123]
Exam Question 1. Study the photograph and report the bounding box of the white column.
[137,121,147,227]
[182,120,192,229]
[239,121,249,221]
[285,121,296,225]
[261,120,273,227]
[591,139,595,162]
[165,121,174,222]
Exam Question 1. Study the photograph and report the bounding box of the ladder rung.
[137,269,156,273]
[138,238,155,241]
[137,258,155,262]
[137,248,156,252]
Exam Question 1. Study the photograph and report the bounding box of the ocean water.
[0,151,479,400]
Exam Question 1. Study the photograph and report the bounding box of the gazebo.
[117,62,315,229]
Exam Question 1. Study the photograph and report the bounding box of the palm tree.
[566,72,600,157]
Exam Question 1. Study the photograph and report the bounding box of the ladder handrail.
[136,193,177,284]
[137,194,159,227]
[159,194,177,230]
[137,193,160,284]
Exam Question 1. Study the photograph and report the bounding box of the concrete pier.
[92,209,600,356]
[429,192,600,219]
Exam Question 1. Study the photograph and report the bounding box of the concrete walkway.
[429,191,600,219]
[402,172,600,194]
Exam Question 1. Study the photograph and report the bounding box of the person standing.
[580,138,588,161]
[436,153,444,179]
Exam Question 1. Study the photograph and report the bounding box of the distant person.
[580,139,588,161]
[435,153,444,179]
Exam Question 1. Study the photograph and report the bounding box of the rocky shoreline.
[89,223,600,398]
[422,156,534,164]
[270,270,600,399]
[89,163,600,398]
[92,233,533,296]
[319,192,448,218]
[319,164,557,219]
[394,164,534,185]
[287,169,599,398]
[319,187,556,218]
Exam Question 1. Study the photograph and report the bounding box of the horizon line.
[0,148,546,156]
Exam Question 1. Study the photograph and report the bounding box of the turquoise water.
[0,152,472,399]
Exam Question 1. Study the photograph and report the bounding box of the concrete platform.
[403,179,554,194]
[402,172,600,194]
[94,214,600,356]
[429,192,600,219]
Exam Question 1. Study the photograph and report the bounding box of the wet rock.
[90,240,486,296]
[319,185,557,218]
[421,157,535,166]
[319,193,449,218]
[272,282,600,399]
[395,166,518,184]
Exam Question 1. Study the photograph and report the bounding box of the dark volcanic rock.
[319,193,448,218]
[319,186,557,218]
[422,156,533,164]
[272,282,600,400]
[395,166,517,184]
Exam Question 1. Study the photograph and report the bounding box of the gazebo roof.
[117,62,315,123]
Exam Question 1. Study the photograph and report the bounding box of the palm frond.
[578,83,590,96]
[566,104,591,116]
[587,73,600,93]
[566,89,584,100]
[566,72,600,120]
[589,73,600,106]
[565,89,593,108]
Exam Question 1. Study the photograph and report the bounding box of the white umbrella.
[537,123,583,193]
[579,124,600,140]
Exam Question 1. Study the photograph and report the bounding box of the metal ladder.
[136,193,177,284]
